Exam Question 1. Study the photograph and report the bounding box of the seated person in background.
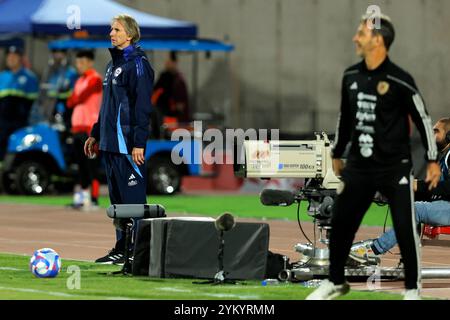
[151,51,190,125]
[351,117,450,263]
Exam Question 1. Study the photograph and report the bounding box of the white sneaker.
[81,190,94,212]
[72,191,83,207]
[349,240,381,265]
[404,289,421,300]
[305,279,350,300]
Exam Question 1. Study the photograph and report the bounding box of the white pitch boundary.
[0,286,82,298]
[0,267,23,271]
[0,286,134,300]
[158,287,192,293]
[0,285,260,300]
[203,293,260,299]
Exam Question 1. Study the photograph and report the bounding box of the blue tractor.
[0,38,233,195]
[1,122,202,195]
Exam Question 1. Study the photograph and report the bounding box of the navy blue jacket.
[91,45,154,154]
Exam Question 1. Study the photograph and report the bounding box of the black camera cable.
[297,200,313,245]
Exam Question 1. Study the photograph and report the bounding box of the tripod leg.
[121,222,133,274]
[99,223,134,276]
[192,231,237,285]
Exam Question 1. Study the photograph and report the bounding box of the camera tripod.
[279,187,390,282]
[102,221,133,276]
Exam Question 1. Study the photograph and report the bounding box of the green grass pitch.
[0,253,403,300]
[0,194,393,227]
[0,195,401,300]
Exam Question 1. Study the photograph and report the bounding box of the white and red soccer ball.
[29,248,61,278]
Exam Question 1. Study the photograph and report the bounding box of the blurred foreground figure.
[306,12,440,301]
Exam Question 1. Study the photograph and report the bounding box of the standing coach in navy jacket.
[84,14,154,264]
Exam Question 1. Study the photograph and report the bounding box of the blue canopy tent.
[0,0,43,35]
[0,37,24,48]
[47,38,235,117]
[48,38,234,52]
[0,0,197,37]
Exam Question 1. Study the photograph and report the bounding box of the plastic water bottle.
[301,279,322,288]
[261,279,280,286]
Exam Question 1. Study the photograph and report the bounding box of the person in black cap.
[0,45,39,161]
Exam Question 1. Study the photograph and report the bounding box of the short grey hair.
[112,14,141,44]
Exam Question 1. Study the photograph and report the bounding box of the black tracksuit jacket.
[332,57,438,167]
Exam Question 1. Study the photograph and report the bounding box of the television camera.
[235,132,450,282]
[234,132,392,281]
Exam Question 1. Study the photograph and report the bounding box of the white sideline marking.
[202,293,260,299]
[0,267,22,271]
[0,286,80,298]
[0,286,134,300]
[158,287,192,293]
[225,286,262,289]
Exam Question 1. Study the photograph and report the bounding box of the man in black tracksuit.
[85,14,154,264]
[307,14,441,300]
